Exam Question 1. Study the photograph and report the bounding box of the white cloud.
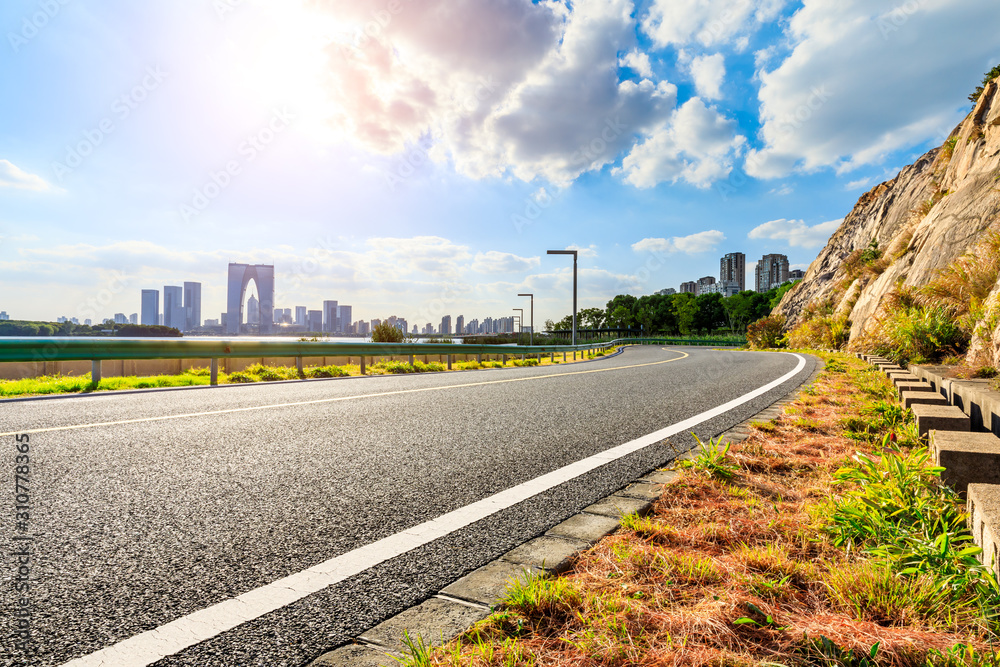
[768,184,793,196]
[0,160,53,192]
[566,244,599,258]
[616,98,746,188]
[641,0,785,48]
[845,177,875,190]
[619,49,653,78]
[747,0,1000,179]
[748,218,842,248]
[690,54,726,100]
[632,230,726,254]
[472,251,540,273]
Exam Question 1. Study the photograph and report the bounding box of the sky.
[1,0,998,330]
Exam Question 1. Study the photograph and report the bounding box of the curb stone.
[307,352,823,666]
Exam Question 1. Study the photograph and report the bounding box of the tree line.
[0,320,182,337]
[545,282,798,336]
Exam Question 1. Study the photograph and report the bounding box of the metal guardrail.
[0,337,744,384]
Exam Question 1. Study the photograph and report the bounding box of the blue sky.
[1,0,997,328]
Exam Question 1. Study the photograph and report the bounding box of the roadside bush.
[787,314,850,350]
[307,365,348,378]
[746,314,786,349]
[371,321,407,343]
[512,358,539,367]
[226,371,256,383]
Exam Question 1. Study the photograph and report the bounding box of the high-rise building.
[282,308,291,323]
[114,313,127,324]
[337,305,352,334]
[655,288,676,296]
[455,315,464,335]
[164,286,184,330]
[0,311,9,321]
[755,254,790,292]
[323,300,338,333]
[679,281,697,294]
[440,315,452,335]
[226,264,274,335]
[295,306,307,326]
[247,294,260,324]
[184,282,202,332]
[308,310,323,332]
[129,313,137,324]
[789,269,805,280]
[720,252,746,292]
[695,276,716,295]
[141,289,159,326]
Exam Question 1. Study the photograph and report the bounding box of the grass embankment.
[400,353,1000,666]
[0,348,620,398]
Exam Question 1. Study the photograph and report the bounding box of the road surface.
[1,345,814,666]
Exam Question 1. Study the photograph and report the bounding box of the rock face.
[774,76,1000,358]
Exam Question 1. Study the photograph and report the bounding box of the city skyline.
[2,2,996,328]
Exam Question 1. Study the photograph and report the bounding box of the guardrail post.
[563,351,566,363]
[476,354,482,364]
[296,356,304,377]
[409,354,414,367]
[210,358,219,386]
[91,360,101,384]
[447,355,452,370]
[502,354,508,365]
[360,356,367,375]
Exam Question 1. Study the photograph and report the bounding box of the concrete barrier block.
[967,483,1000,577]
[931,430,1000,495]
[359,598,489,654]
[887,371,918,384]
[911,404,971,438]
[897,381,934,399]
[902,391,949,409]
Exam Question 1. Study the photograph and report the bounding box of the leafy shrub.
[746,314,786,349]
[371,320,406,343]
[675,435,738,482]
[372,360,415,374]
[512,358,539,367]
[307,365,348,378]
[243,363,298,381]
[787,314,850,350]
[863,304,968,364]
[969,63,1000,104]
[413,361,446,372]
[227,371,256,383]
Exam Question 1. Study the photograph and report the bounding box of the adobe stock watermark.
[76,271,130,324]
[51,66,169,181]
[7,0,71,53]
[379,77,497,191]
[715,85,831,201]
[876,0,921,39]
[179,107,295,222]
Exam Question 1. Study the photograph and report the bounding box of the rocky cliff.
[774,74,1000,361]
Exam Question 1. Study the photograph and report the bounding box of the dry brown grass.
[421,356,994,666]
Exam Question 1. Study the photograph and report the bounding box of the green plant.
[968,64,1000,104]
[226,371,256,383]
[307,365,348,378]
[746,314,786,349]
[676,435,738,482]
[371,320,407,343]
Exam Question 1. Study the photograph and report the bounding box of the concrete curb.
[307,352,823,666]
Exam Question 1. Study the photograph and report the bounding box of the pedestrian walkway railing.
[0,337,744,384]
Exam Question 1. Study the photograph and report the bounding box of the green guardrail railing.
[0,337,744,384]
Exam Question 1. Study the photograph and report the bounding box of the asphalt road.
[0,345,815,667]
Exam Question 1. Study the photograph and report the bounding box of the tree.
[578,307,605,330]
[371,320,406,343]
[694,293,725,333]
[604,294,637,328]
[970,63,1000,104]
[544,319,556,332]
[671,293,698,334]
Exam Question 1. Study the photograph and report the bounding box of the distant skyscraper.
[247,294,260,324]
[0,311,9,321]
[307,310,323,332]
[295,306,307,326]
[273,308,283,323]
[114,313,127,324]
[720,252,746,292]
[455,315,464,335]
[337,305,352,333]
[282,308,291,324]
[440,315,452,335]
[679,281,697,294]
[789,269,805,280]
[184,282,202,332]
[755,254,790,292]
[323,300,338,333]
[129,313,137,324]
[163,286,184,330]
[141,289,159,326]
[226,263,274,335]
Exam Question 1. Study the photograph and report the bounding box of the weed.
[675,435,738,482]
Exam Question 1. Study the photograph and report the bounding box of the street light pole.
[546,250,578,346]
[517,293,533,345]
[513,308,524,341]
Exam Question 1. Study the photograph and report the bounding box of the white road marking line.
[1,350,689,437]
[58,353,806,667]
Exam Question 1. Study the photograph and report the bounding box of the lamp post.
[513,308,523,341]
[546,249,578,346]
[517,293,533,345]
